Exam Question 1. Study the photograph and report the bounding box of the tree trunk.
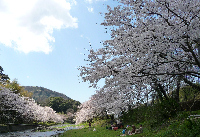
[158,83,169,100]
[175,77,180,102]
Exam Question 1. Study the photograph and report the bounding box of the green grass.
[0,124,7,126]
[59,110,200,137]
[60,126,128,137]
[59,125,156,137]
[59,119,149,137]
[34,122,74,132]
[57,124,76,128]
[59,119,200,137]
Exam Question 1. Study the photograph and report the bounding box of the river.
[0,124,81,137]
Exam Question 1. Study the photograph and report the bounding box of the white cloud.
[71,0,77,5]
[87,7,94,13]
[0,0,78,54]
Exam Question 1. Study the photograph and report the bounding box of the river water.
[0,124,80,137]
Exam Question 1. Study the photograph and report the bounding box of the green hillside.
[23,86,71,106]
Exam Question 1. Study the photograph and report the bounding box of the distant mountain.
[23,86,71,106]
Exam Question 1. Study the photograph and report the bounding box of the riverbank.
[0,123,83,137]
[0,121,60,133]
[0,124,39,133]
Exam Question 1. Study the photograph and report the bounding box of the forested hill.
[23,86,71,106]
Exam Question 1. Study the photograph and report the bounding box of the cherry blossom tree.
[75,99,95,124]
[79,0,200,103]
[75,86,141,124]
[0,86,63,124]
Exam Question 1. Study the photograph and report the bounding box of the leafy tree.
[5,79,23,94]
[49,97,64,113]
[66,108,74,114]
[0,66,9,85]
[4,79,33,98]
[48,97,80,114]
[179,84,200,113]
[0,67,32,98]
[79,0,200,105]
[179,85,200,102]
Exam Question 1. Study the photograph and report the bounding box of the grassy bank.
[59,99,200,137]
[33,122,75,132]
[59,119,151,137]
[59,114,200,137]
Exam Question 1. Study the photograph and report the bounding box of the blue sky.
[0,0,120,103]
